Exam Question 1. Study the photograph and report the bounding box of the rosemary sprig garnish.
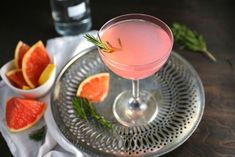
[72,96,87,120]
[84,34,121,53]
[29,126,46,141]
[72,96,112,129]
[171,23,217,62]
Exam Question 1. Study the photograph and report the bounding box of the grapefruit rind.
[76,73,110,103]
[22,86,31,90]
[6,97,47,132]
[14,41,30,69]
[6,69,28,88]
[22,41,50,88]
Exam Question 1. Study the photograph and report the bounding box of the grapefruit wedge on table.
[14,41,30,69]
[22,41,50,88]
[6,97,47,132]
[76,73,110,103]
[6,69,28,89]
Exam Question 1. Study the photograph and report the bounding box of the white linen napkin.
[0,30,98,157]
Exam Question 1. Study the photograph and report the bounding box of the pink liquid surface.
[99,19,172,79]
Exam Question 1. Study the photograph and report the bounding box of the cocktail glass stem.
[132,80,139,100]
[128,80,141,110]
[113,79,158,127]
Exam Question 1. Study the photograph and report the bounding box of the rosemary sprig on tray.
[72,96,112,129]
[171,23,217,62]
[29,126,46,141]
[84,34,121,53]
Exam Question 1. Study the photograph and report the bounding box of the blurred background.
[0,0,234,66]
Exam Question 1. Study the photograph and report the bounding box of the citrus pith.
[15,41,30,69]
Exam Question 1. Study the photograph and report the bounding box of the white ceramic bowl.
[0,55,56,98]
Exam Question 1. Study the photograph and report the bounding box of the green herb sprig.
[29,126,46,141]
[84,34,121,53]
[72,96,112,129]
[171,23,217,62]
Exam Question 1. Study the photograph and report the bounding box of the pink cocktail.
[98,14,173,126]
[99,17,172,79]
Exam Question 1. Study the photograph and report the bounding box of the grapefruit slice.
[76,73,110,103]
[15,41,30,69]
[22,86,31,90]
[38,64,55,85]
[6,69,28,89]
[22,41,50,88]
[6,97,47,132]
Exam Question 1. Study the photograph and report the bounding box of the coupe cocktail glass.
[98,14,173,127]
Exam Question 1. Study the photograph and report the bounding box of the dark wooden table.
[1,0,235,156]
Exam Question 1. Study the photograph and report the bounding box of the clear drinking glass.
[50,0,92,35]
[98,14,173,127]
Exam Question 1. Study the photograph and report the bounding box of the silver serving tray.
[51,46,205,157]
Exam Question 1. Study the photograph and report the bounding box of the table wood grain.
[0,0,235,156]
